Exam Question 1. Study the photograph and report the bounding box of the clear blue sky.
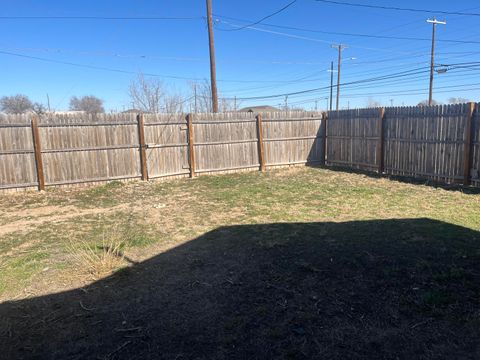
[1,0,479,111]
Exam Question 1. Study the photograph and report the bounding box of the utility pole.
[206,0,219,113]
[329,61,334,111]
[332,44,347,111]
[390,99,394,107]
[315,100,318,111]
[194,83,198,113]
[284,95,288,111]
[46,94,51,112]
[234,96,237,112]
[427,18,446,106]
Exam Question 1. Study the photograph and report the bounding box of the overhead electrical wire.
[217,19,418,55]
[0,15,203,20]
[215,14,480,45]
[0,49,333,84]
[224,62,480,101]
[221,0,297,31]
[225,67,432,101]
[313,0,480,17]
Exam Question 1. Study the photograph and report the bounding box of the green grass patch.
[0,167,479,301]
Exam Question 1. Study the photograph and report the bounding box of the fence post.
[186,114,196,178]
[31,116,45,191]
[256,114,266,172]
[321,112,328,166]
[464,102,476,186]
[137,113,149,181]
[377,107,386,174]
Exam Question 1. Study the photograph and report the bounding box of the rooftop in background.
[121,108,144,114]
[238,105,281,113]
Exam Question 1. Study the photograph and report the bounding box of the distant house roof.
[238,105,281,113]
[122,109,144,114]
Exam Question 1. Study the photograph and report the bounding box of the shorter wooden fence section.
[0,104,479,191]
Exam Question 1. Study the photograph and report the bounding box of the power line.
[0,50,207,81]
[229,67,431,101]
[0,49,335,84]
[0,15,202,20]
[279,69,480,106]
[217,19,418,55]
[226,62,480,101]
[215,14,480,45]
[221,0,297,31]
[313,0,480,17]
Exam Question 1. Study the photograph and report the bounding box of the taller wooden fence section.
[0,111,324,190]
[1,105,479,191]
[326,108,383,172]
[473,106,480,187]
[326,103,480,186]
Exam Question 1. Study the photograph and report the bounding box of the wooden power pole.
[332,44,347,111]
[329,61,334,111]
[427,18,446,106]
[206,0,219,113]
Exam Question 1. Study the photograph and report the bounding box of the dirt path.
[0,204,132,238]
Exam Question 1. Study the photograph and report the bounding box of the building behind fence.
[0,103,479,191]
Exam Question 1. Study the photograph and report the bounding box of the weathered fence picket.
[1,105,479,191]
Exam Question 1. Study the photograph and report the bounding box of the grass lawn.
[0,166,479,359]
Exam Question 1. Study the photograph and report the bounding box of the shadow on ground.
[1,219,480,359]
[319,164,480,195]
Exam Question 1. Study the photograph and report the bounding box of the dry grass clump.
[70,235,125,279]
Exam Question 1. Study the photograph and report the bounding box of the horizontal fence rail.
[0,104,479,191]
[325,103,479,186]
[0,111,323,190]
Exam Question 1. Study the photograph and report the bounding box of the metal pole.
[206,0,219,113]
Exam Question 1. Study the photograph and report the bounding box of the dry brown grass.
[70,236,126,279]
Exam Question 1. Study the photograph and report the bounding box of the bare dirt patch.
[0,203,133,238]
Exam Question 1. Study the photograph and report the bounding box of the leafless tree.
[366,97,382,108]
[129,74,165,113]
[129,74,185,113]
[32,103,47,115]
[189,80,235,113]
[0,94,34,114]
[418,99,441,106]
[189,80,212,113]
[69,96,105,113]
[448,97,470,104]
[164,93,185,114]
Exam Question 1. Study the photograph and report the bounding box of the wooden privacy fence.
[0,111,324,190]
[325,103,480,187]
[1,104,479,191]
